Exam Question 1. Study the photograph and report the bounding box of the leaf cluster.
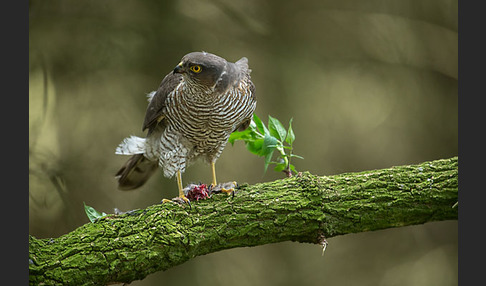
[229,114,303,177]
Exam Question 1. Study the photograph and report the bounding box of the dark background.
[29,1,458,285]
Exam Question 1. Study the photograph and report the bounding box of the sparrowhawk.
[115,51,257,202]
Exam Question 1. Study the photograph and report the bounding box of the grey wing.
[234,78,256,132]
[142,72,182,134]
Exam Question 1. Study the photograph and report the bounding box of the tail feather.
[116,154,158,190]
[116,136,146,155]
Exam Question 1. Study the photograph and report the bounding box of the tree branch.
[29,157,458,285]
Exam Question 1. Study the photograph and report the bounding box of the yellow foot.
[162,195,191,206]
[211,181,238,195]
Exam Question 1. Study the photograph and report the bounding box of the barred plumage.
[116,52,256,197]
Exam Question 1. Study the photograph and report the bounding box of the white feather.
[115,136,146,155]
[146,91,156,103]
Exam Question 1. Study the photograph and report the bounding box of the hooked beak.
[173,62,184,74]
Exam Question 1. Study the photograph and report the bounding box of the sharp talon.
[222,181,238,195]
[221,187,234,194]
[162,196,191,207]
[174,195,191,207]
[211,181,238,196]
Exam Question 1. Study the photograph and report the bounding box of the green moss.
[29,157,458,285]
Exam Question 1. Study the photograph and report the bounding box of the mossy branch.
[29,157,458,285]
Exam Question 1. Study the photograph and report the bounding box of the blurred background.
[29,0,457,285]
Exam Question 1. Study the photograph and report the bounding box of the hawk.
[115,52,257,202]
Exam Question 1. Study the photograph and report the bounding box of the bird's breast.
[166,91,228,145]
[164,81,255,153]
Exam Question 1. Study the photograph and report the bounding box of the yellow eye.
[190,65,202,73]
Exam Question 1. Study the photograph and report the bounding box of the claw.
[210,181,238,196]
[162,195,191,207]
[221,187,235,194]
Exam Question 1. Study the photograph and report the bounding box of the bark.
[29,157,458,285]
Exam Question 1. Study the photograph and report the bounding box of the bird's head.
[173,52,237,93]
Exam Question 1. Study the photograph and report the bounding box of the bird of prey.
[115,51,257,203]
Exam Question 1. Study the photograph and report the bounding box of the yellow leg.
[211,161,235,194]
[211,161,217,187]
[162,170,189,204]
[176,170,189,203]
[176,170,184,197]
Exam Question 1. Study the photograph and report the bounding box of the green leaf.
[253,114,265,134]
[291,154,304,160]
[84,202,107,223]
[262,133,278,155]
[253,114,271,135]
[263,149,275,173]
[289,164,297,173]
[229,128,252,145]
[285,118,295,145]
[273,163,287,172]
[246,138,264,155]
[268,115,287,142]
[228,131,242,145]
[248,119,261,135]
[262,133,278,173]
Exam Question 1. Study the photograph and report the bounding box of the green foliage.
[229,114,303,177]
[84,202,107,223]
